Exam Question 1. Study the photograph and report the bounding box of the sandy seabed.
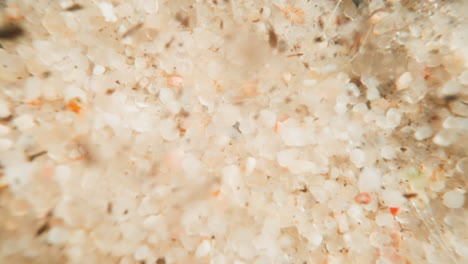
[0,0,467,263]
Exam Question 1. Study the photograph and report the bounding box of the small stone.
[345,82,360,97]
[138,196,159,216]
[459,70,468,85]
[182,154,202,179]
[289,160,316,174]
[0,139,13,151]
[13,114,35,131]
[0,124,11,135]
[277,149,298,167]
[195,240,211,258]
[396,72,413,90]
[414,125,433,140]
[456,157,468,174]
[98,2,117,22]
[443,116,468,130]
[386,108,403,128]
[47,227,69,244]
[381,189,405,207]
[358,167,381,192]
[367,86,380,100]
[55,165,71,186]
[259,110,276,127]
[380,146,396,160]
[134,245,152,261]
[245,157,256,176]
[0,100,11,118]
[439,80,463,97]
[375,212,394,227]
[159,119,178,141]
[433,129,457,146]
[280,126,310,146]
[350,148,365,168]
[443,189,465,209]
[92,65,105,75]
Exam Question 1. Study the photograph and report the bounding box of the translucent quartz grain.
[358,167,382,192]
[380,146,396,159]
[414,125,433,140]
[443,189,465,209]
[195,240,211,258]
[456,157,468,174]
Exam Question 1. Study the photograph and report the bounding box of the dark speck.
[0,23,24,40]
[403,193,418,199]
[36,222,50,236]
[122,23,143,38]
[400,147,407,152]
[365,100,371,109]
[64,4,84,11]
[268,27,278,48]
[232,122,241,133]
[175,12,190,27]
[42,71,51,78]
[444,95,458,102]
[107,202,113,214]
[156,258,166,264]
[28,151,48,162]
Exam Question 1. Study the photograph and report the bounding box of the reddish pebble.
[389,207,400,216]
[355,192,372,205]
[168,75,184,87]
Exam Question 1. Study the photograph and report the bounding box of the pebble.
[195,240,211,258]
[182,154,202,179]
[443,116,468,130]
[438,80,463,97]
[92,65,105,75]
[433,129,457,146]
[245,157,256,176]
[358,167,382,192]
[159,87,175,104]
[134,245,152,261]
[280,126,310,146]
[159,119,178,141]
[0,99,11,118]
[277,149,298,167]
[414,125,433,140]
[381,189,405,207]
[456,157,468,174]
[459,70,468,85]
[98,2,117,22]
[375,212,394,227]
[386,108,403,128]
[259,110,276,127]
[13,114,35,131]
[350,148,366,168]
[443,189,465,209]
[396,72,412,90]
[55,165,71,186]
[138,196,159,216]
[0,124,11,135]
[380,146,396,160]
[47,227,69,245]
[0,139,13,151]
